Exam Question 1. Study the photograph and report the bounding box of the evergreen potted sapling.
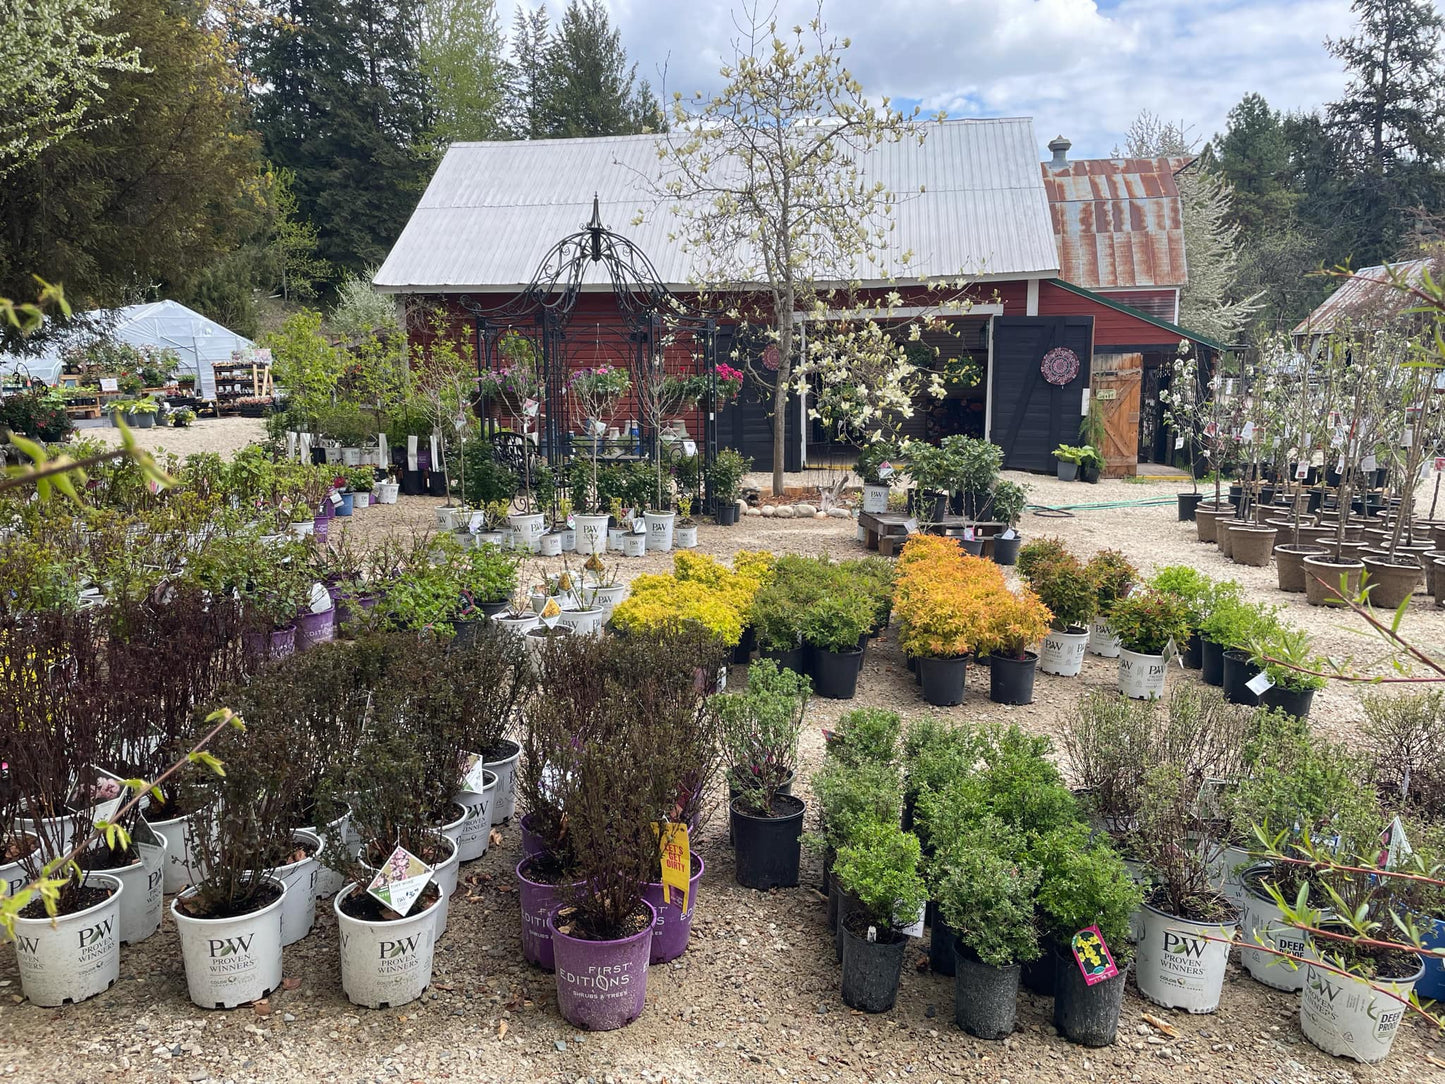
[1107,588,1191,701]
[716,660,811,889]
[1147,565,1212,668]
[1083,549,1137,658]
[988,479,1029,565]
[1029,553,1096,677]
[832,823,928,1013]
[710,448,752,525]
[800,593,872,700]
[980,585,1051,705]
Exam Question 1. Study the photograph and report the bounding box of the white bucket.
[353,491,370,509]
[108,839,167,945]
[275,830,323,946]
[291,520,314,538]
[1214,844,1253,907]
[559,528,576,552]
[1301,953,1420,1063]
[435,507,457,530]
[558,606,606,637]
[172,877,286,1009]
[574,514,610,555]
[11,871,122,1007]
[1240,875,1309,992]
[1134,902,1237,1013]
[453,772,498,862]
[644,510,676,552]
[493,612,539,638]
[608,527,626,551]
[1087,618,1122,658]
[862,484,890,514]
[437,803,467,853]
[1,852,32,899]
[148,810,206,894]
[622,533,647,558]
[301,807,349,901]
[1038,628,1088,676]
[508,513,546,553]
[1117,648,1168,700]
[342,447,362,466]
[375,482,399,505]
[539,533,563,557]
[484,741,522,825]
[591,583,628,613]
[335,884,439,1009]
[675,525,698,549]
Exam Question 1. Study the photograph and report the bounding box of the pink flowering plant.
[477,329,543,406]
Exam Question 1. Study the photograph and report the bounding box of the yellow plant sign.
[653,821,690,912]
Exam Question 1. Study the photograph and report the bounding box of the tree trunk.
[771,306,796,497]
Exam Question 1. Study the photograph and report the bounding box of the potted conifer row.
[1108,588,1192,701]
[832,823,927,1013]
[716,661,811,889]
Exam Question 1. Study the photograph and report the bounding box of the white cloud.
[497,0,1442,158]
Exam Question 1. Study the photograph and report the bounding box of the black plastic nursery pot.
[1260,683,1315,719]
[841,918,909,1013]
[1052,945,1129,1047]
[1182,631,1203,670]
[726,772,794,845]
[991,535,1022,565]
[426,470,448,497]
[732,626,757,663]
[1021,948,1058,996]
[917,655,968,707]
[730,794,805,890]
[400,469,425,496]
[1221,648,1261,706]
[957,536,984,556]
[1177,493,1203,521]
[954,948,1021,1040]
[812,647,862,699]
[929,913,959,976]
[760,645,809,678]
[988,651,1037,706]
[716,501,740,526]
[1079,464,1101,484]
[1200,638,1225,687]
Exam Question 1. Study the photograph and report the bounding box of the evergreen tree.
[248,0,432,283]
[539,0,661,138]
[420,0,510,146]
[506,4,553,139]
[1325,0,1445,262]
[1214,94,1298,238]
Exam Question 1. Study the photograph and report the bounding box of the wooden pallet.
[64,405,101,419]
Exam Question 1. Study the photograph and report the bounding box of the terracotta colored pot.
[1303,556,1364,607]
[1362,556,1423,610]
[1229,525,1276,567]
[1275,544,1328,592]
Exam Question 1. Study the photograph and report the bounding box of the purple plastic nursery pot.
[519,813,545,859]
[294,608,336,651]
[313,515,330,542]
[516,857,577,971]
[641,852,704,964]
[270,624,296,658]
[548,899,657,1031]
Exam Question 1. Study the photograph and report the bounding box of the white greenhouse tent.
[0,300,253,399]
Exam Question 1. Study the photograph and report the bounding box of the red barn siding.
[1036,281,1181,347]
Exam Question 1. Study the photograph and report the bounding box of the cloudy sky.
[498,0,1442,157]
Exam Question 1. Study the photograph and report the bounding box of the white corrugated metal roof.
[373,118,1060,293]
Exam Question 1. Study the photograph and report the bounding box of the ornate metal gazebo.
[450,198,721,513]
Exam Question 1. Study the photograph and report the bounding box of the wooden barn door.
[1092,353,1143,478]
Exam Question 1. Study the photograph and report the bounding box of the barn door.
[1092,353,1143,478]
[990,316,1094,471]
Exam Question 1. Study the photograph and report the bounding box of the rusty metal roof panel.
[1042,157,1189,290]
[1290,258,1438,336]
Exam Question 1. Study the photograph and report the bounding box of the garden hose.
[1027,497,1177,519]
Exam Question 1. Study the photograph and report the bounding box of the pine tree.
[539,0,660,138]
[420,0,509,146]
[1214,94,1299,238]
[248,0,432,283]
[506,4,553,139]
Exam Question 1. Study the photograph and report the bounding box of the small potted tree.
[568,365,632,553]
[988,479,1029,565]
[710,448,752,526]
[832,823,927,1013]
[1083,549,1137,658]
[1107,588,1191,701]
[856,440,900,514]
[801,593,871,700]
[715,660,810,889]
[1028,553,1096,677]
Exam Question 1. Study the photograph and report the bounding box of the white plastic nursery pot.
[275,830,323,947]
[335,884,439,1009]
[1117,648,1168,701]
[1300,952,1421,1064]
[301,807,349,901]
[429,833,460,938]
[558,606,606,637]
[484,740,522,825]
[622,533,648,558]
[148,809,207,894]
[508,512,546,553]
[1240,873,1308,992]
[1134,902,1237,1013]
[607,527,626,551]
[353,491,371,509]
[1214,845,1252,908]
[435,506,457,530]
[539,533,564,557]
[172,877,287,1010]
[374,482,399,504]
[493,611,539,638]
[453,771,498,862]
[437,802,468,852]
[11,872,122,1007]
[861,483,890,514]
[644,510,676,552]
[101,838,168,945]
[574,514,610,555]
[674,525,699,549]
[1087,618,1122,658]
[560,528,577,551]
[591,583,628,612]
[1038,628,1088,677]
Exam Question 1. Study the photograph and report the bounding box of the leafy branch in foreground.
[0,707,243,936]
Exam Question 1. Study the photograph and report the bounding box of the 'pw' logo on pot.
[379,935,422,959]
[209,934,255,958]
[78,918,114,947]
[1162,932,1207,958]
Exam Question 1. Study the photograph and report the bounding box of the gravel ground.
[5,472,1445,1082]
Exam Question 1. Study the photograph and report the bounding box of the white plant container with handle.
[275,829,323,946]
[1087,618,1122,658]
[1134,902,1237,1013]
[644,510,676,552]
[1300,952,1421,1064]
[573,514,609,555]
[335,884,439,1009]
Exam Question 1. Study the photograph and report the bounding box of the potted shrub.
[894,538,1000,707]
[1248,624,1326,719]
[456,543,521,622]
[942,435,1002,518]
[832,823,927,1013]
[1028,553,1096,677]
[1052,443,1085,482]
[710,448,752,525]
[856,440,899,514]
[988,479,1029,565]
[1107,588,1191,701]
[1147,565,1212,668]
[347,466,375,509]
[938,835,1041,1040]
[568,365,632,548]
[807,756,904,942]
[1083,549,1137,658]
[801,593,871,700]
[903,439,955,521]
[715,660,811,889]
[979,585,1051,705]
[1077,444,1105,483]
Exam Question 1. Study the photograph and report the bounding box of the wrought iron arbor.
[450,198,720,512]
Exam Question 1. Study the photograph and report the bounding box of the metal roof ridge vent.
[1048,135,1071,168]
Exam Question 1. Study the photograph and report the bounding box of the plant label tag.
[523,398,540,417]
[1080,388,1090,412]
[1204,422,1217,438]
[1296,461,1309,480]
[460,752,489,794]
[1161,638,1179,666]
[407,435,418,472]
[1329,411,1339,427]
[1423,460,1433,481]
[1335,456,1345,474]
[681,439,697,457]
[329,491,342,507]
[100,377,119,392]
[1246,670,1274,696]
[963,527,975,541]
[133,818,166,874]
[1331,428,1344,448]
[1174,435,1185,450]
[632,518,647,534]
[309,582,331,614]
[878,462,894,479]
[1380,815,1413,869]
[366,846,433,917]
[566,514,576,529]
[1240,421,1255,443]
[539,597,562,629]
[654,822,690,912]
[1402,427,1413,448]
[1436,457,1444,473]
[1071,926,1119,986]
[1001,528,1017,540]
[896,900,926,938]
[902,518,919,535]
[1361,454,1377,472]
[866,925,877,944]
